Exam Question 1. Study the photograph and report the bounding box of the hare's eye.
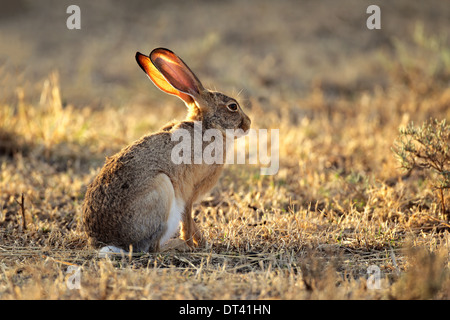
[227,103,238,112]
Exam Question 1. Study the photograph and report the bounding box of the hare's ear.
[136,48,204,105]
[136,52,193,104]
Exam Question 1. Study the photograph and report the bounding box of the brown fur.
[82,48,251,252]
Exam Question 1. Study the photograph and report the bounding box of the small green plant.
[393,119,450,220]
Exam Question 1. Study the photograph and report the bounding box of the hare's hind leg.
[161,238,192,252]
[132,173,184,252]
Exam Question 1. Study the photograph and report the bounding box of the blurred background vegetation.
[0,0,448,106]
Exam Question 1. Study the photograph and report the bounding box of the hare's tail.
[98,245,128,258]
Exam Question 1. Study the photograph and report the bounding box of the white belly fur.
[159,196,184,247]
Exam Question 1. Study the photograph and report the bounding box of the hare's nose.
[240,115,251,133]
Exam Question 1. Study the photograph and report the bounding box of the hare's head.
[136,48,251,135]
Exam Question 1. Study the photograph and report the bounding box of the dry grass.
[1,1,450,300]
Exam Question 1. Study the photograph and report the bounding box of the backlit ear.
[136,51,194,104]
[150,48,204,95]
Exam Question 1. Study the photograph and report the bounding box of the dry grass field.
[0,0,449,300]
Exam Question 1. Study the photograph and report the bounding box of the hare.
[82,48,251,255]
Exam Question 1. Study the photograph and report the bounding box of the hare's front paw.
[193,231,206,248]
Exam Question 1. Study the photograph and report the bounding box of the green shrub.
[393,119,449,219]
